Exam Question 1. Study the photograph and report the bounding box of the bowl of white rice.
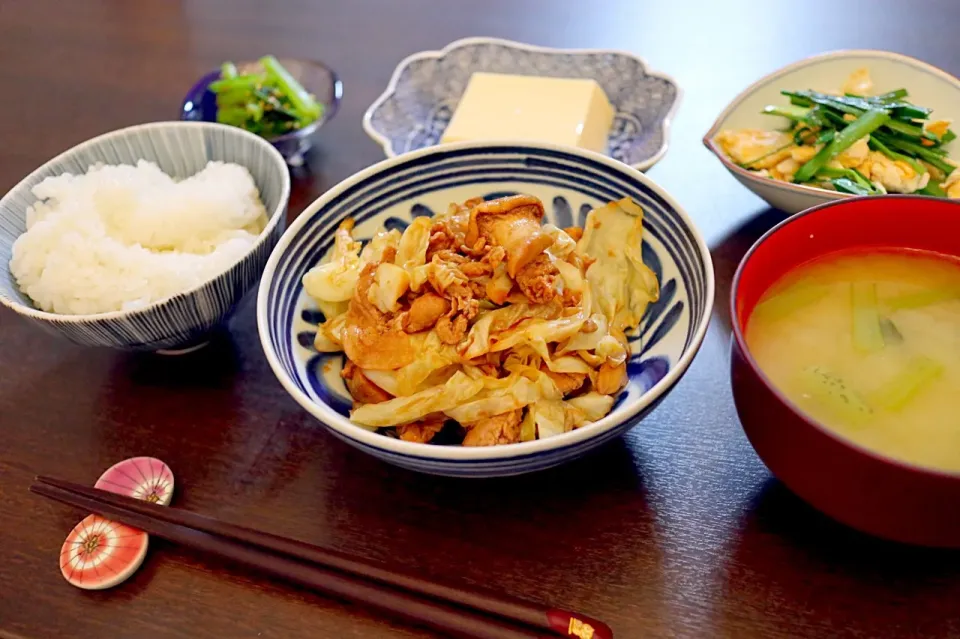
[0,121,290,352]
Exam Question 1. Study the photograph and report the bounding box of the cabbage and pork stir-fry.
[714,68,959,197]
[302,195,659,446]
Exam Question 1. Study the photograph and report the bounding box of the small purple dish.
[180,58,342,166]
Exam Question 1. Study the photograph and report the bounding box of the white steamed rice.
[10,160,268,315]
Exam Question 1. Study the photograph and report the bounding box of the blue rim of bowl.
[729,193,960,480]
[179,58,343,142]
[256,139,715,461]
[0,121,291,322]
[361,36,682,172]
[703,49,960,200]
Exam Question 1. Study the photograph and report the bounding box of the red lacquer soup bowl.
[730,195,960,547]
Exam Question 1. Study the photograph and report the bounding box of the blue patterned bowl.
[257,141,713,477]
[0,122,291,352]
[180,57,343,167]
[363,37,681,171]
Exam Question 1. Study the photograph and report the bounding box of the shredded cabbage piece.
[351,371,484,427]
[545,354,593,374]
[532,399,566,439]
[567,392,615,421]
[371,331,460,395]
[445,372,558,423]
[491,312,585,354]
[486,264,513,304]
[595,334,627,366]
[315,299,349,322]
[367,262,410,313]
[360,229,401,263]
[461,302,559,360]
[519,408,537,442]
[577,198,659,331]
[314,313,348,352]
[427,260,466,292]
[362,362,460,398]
[409,264,429,292]
[559,313,608,354]
[542,224,577,259]
[554,259,584,293]
[395,216,432,270]
[303,224,363,303]
[360,368,400,396]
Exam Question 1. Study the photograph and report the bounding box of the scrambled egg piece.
[841,68,873,95]
[774,157,800,181]
[943,169,960,198]
[714,129,793,167]
[791,146,818,163]
[925,119,952,138]
[858,151,930,194]
[763,144,821,181]
[836,136,871,168]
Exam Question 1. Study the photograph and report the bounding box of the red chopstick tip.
[546,609,613,638]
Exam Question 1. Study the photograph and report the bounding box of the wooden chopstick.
[36,475,582,633]
[32,477,612,639]
[32,481,536,639]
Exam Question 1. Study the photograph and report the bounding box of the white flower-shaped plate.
[363,37,681,171]
[704,49,960,214]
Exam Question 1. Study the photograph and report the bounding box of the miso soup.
[745,250,960,472]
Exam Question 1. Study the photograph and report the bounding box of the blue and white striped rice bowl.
[0,122,290,351]
[258,142,714,476]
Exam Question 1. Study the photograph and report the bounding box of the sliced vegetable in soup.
[745,250,960,472]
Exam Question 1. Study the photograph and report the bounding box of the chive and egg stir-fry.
[715,69,959,197]
[301,195,659,446]
[211,55,322,139]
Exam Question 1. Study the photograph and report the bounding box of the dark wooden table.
[3,1,960,637]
